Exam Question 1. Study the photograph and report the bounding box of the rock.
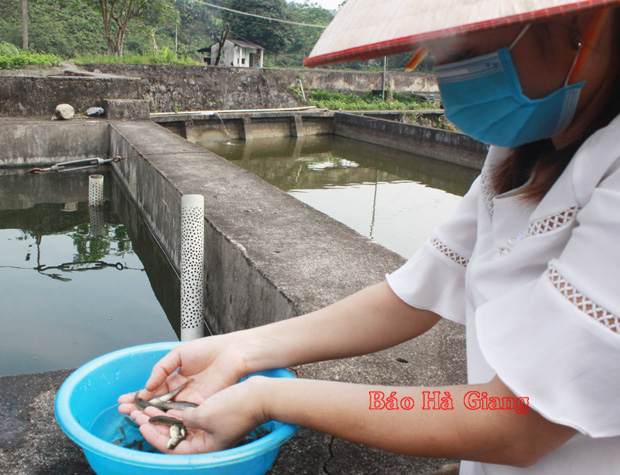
[86,107,105,117]
[54,104,75,120]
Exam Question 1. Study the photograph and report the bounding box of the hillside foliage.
[0,0,432,71]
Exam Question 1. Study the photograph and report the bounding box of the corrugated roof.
[229,39,263,49]
[202,38,264,51]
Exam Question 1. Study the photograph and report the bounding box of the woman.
[119,1,620,472]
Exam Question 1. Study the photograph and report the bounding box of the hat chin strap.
[508,19,594,88]
[509,24,532,50]
[567,8,612,85]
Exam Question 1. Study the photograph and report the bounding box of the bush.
[0,41,21,56]
[0,42,62,69]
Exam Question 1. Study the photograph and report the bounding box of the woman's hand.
[118,333,256,413]
[120,282,439,415]
[129,377,268,454]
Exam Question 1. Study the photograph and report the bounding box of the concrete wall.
[0,118,109,167]
[334,113,488,169]
[81,64,307,113]
[108,120,405,334]
[155,110,334,142]
[0,64,438,117]
[152,110,486,171]
[79,64,438,113]
[0,168,110,211]
[297,68,438,94]
[0,75,142,117]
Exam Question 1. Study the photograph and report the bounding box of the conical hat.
[304,0,620,67]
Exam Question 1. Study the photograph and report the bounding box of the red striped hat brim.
[304,0,620,67]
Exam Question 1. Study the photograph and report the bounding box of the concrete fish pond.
[0,116,466,473]
[0,171,178,376]
[195,135,479,259]
[54,342,299,475]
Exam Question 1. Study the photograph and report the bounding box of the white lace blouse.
[386,114,620,474]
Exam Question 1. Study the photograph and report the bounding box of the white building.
[203,39,264,68]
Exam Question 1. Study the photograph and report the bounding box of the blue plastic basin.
[55,342,298,474]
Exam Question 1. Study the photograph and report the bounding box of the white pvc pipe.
[181,194,205,341]
[88,174,104,207]
[150,106,321,117]
[89,206,105,236]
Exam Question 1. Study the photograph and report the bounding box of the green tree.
[172,0,219,52]
[286,2,332,61]
[0,0,109,57]
[220,0,293,53]
[69,0,176,55]
[69,223,132,262]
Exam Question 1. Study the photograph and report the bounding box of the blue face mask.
[434,27,585,148]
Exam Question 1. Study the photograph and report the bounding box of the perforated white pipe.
[181,194,205,341]
[88,174,104,207]
[89,206,105,236]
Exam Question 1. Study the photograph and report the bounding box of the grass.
[302,89,459,132]
[0,42,62,69]
[305,89,437,111]
[74,48,200,66]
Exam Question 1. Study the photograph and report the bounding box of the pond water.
[197,135,480,258]
[0,171,179,376]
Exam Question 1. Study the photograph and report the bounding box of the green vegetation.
[75,48,199,66]
[403,112,461,133]
[1,0,108,58]
[221,0,294,54]
[306,90,436,111]
[303,89,458,132]
[67,0,177,56]
[0,0,436,71]
[0,41,61,69]
[0,42,21,56]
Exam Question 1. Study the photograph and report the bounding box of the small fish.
[149,415,186,450]
[168,424,186,450]
[238,425,272,446]
[123,416,139,428]
[155,400,198,411]
[134,393,151,411]
[148,378,194,405]
[149,415,184,425]
[134,378,196,411]
[123,439,141,449]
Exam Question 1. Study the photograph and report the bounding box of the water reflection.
[0,172,178,376]
[197,136,480,258]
